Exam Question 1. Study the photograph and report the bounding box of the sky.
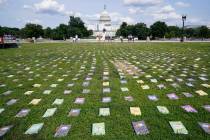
[0,0,210,29]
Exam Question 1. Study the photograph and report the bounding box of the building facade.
[92,6,118,39]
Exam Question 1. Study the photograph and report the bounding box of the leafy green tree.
[134,23,149,40]
[0,26,20,37]
[166,26,181,38]
[185,28,195,38]
[21,23,44,38]
[198,26,209,39]
[44,27,53,39]
[116,22,128,37]
[150,21,168,39]
[68,16,91,38]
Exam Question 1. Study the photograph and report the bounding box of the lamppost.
[181,15,187,42]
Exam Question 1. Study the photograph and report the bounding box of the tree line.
[0,16,92,40]
[1,17,210,40]
[116,21,210,40]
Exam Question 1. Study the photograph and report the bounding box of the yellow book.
[130,107,141,116]
[196,90,208,96]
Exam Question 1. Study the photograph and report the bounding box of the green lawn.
[0,43,209,140]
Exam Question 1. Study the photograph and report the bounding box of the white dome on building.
[92,5,119,38]
[100,10,111,22]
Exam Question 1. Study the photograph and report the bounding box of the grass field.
[0,43,210,140]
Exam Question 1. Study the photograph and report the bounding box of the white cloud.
[158,5,175,14]
[26,19,42,24]
[23,4,33,9]
[24,0,77,16]
[124,0,163,6]
[0,0,6,4]
[128,7,144,14]
[152,5,180,21]
[175,2,190,7]
[34,0,66,15]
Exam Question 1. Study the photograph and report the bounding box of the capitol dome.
[100,10,111,22]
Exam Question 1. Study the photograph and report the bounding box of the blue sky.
[0,0,210,29]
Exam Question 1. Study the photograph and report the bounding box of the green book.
[99,108,110,116]
[157,106,169,114]
[42,108,57,118]
[92,123,105,136]
[169,121,188,134]
[25,123,44,135]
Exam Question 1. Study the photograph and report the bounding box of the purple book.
[181,105,198,113]
[54,125,71,137]
[15,109,30,117]
[198,122,210,134]
[148,95,158,101]
[167,93,179,100]
[182,92,193,98]
[203,105,210,112]
[124,96,134,102]
[132,121,149,135]
[0,125,13,137]
[68,109,80,117]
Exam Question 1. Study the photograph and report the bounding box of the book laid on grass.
[99,108,110,116]
[124,96,134,102]
[132,121,149,135]
[130,107,141,116]
[169,121,188,134]
[157,106,169,114]
[102,97,111,103]
[29,99,41,105]
[24,91,34,95]
[181,105,198,113]
[82,89,90,94]
[0,125,13,137]
[182,92,193,98]
[2,90,12,96]
[83,81,90,87]
[201,84,210,88]
[167,93,179,100]
[203,105,210,112]
[121,87,129,92]
[6,99,18,106]
[43,90,52,95]
[103,82,109,87]
[198,122,210,134]
[148,95,158,101]
[42,108,57,118]
[25,123,44,135]
[103,88,111,93]
[64,90,72,95]
[68,109,80,117]
[0,108,5,114]
[196,90,208,96]
[92,123,105,136]
[52,99,64,105]
[141,85,150,90]
[15,109,30,117]
[74,98,85,104]
[54,125,71,137]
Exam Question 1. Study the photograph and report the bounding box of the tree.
[56,24,69,40]
[166,26,181,38]
[185,28,195,38]
[0,26,20,37]
[44,27,53,39]
[116,22,128,37]
[150,21,168,39]
[198,26,209,39]
[21,23,44,38]
[68,16,91,38]
[134,23,149,40]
